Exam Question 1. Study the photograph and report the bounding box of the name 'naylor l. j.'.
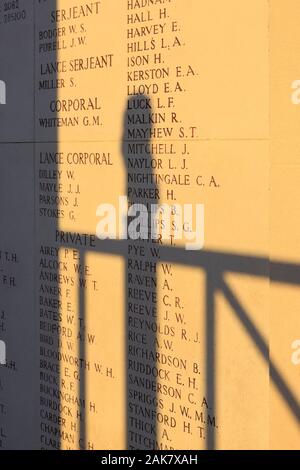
[50,2,101,23]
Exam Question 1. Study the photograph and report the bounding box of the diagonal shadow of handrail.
[58,233,300,449]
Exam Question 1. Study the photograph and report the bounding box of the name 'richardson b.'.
[51,2,101,23]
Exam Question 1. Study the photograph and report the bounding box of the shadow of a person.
[122,95,160,450]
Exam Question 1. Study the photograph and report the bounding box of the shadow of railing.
[60,236,300,449]
[3,0,298,452]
